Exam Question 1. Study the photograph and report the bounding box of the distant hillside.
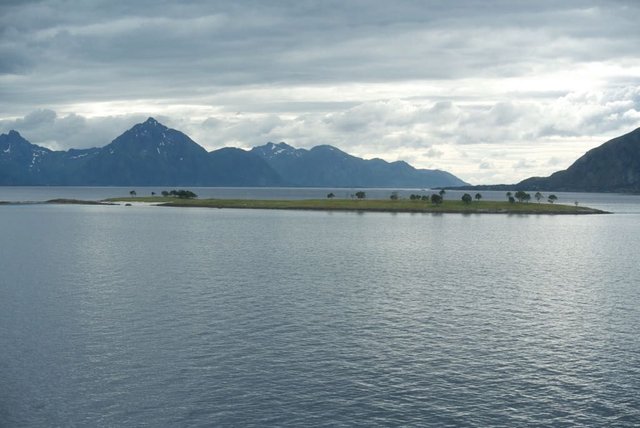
[518,127,640,192]
[206,147,282,186]
[251,142,467,188]
[0,118,467,187]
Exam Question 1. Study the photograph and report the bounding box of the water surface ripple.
[1,204,639,426]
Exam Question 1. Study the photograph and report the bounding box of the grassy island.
[103,196,609,214]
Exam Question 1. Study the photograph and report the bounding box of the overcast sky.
[1,0,639,183]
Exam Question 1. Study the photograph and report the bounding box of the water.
[1,190,640,426]
[0,186,433,202]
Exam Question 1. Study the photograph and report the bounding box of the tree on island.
[514,190,530,203]
[355,191,366,199]
[439,189,446,200]
[534,192,543,203]
[431,194,443,205]
[548,194,558,204]
[461,193,472,204]
[327,192,335,199]
[506,191,512,201]
[508,196,516,204]
[161,190,169,197]
[475,193,482,202]
[390,192,399,200]
[129,190,136,197]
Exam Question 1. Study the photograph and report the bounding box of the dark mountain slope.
[79,117,213,186]
[518,127,640,192]
[251,142,467,188]
[0,130,53,185]
[207,147,283,186]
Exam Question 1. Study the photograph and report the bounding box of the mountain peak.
[311,144,344,154]
[2,130,33,146]
[144,117,161,126]
[130,117,168,132]
[269,141,295,151]
[125,117,170,138]
[101,116,209,163]
[251,141,301,158]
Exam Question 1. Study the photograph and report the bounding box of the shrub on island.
[161,189,198,199]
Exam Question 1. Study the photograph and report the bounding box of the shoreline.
[102,197,609,215]
[0,197,611,214]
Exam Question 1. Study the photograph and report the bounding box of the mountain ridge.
[250,141,466,188]
[0,117,467,187]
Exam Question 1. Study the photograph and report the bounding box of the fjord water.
[1,197,640,426]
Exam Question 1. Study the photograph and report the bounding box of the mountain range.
[0,118,467,187]
[249,142,465,188]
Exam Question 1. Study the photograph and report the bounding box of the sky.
[1,0,640,184]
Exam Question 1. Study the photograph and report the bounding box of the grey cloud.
[479,162,494,170]
[16,109,58,127]
[164,113,291,150]
[547,157,563,166]
[535,125,580,139]
[0,111,146,150]
[2,0,640,111]
[513,159,536,170]
[202,117,225,130]
[425,147,444,159]
[0,47,33,74]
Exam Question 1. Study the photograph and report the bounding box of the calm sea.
[1,188,640,426]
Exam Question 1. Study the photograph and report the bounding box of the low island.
[101,195,608,214]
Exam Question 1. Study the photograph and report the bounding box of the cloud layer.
[1,0,640,183]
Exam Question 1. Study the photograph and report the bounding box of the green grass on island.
[103,196,608,214]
